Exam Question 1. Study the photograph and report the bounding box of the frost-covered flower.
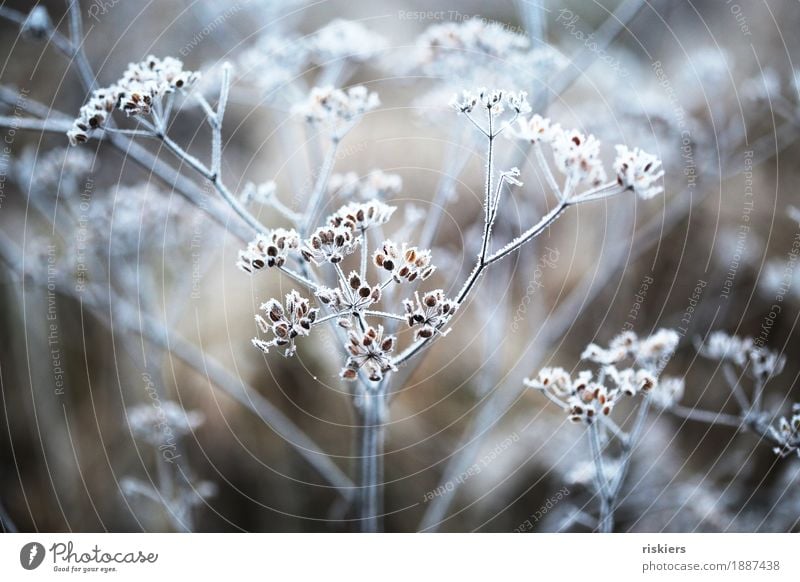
[232,34,307,94]
[450,88,528,117]
[316,272,381,314]
[13,146,93,198]
[770,404,800,458]
[327,200,396,232]
[127,401,205,445]
[525,367,616,424]
[582,329,678,372]
[21,5,52,40]
[293,85,379,138]
[581,341,628,365]
[306,19,387,64]
[605,366,656,396]
[402,290,458,339]
[636,328,680,365]
[237,228,300,273]
[253,291,318,357]
[301,225,360,265]
[613,145,665,199]
[552,129,607,188]
[508,114,561,144]
[650,376,685,409]
[414,19,529,77]
[698,331,784,381]
[373,240,435,283]
[328,170,402,200]
[749,346,787,380]
[341,325,397,382]
[68,55,199,145]
[524,366,573,397]
[699,331,753,366]
[567,382,618,424]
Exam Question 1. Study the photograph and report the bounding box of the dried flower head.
[327,200,396,232]
[306,19,387,64]
[581,340,629,366]
[583,329,679,370]
[328,170,403,200]
[450,87,529,117]
[316,271,381,314]
[508,114,561,144]
[567,382,618,424]
[127,401,205,445]
[749,346,787,380]
[698,331,785,380]
[402,289,458,339]
[373,240,435,283]
[293,85,379,138]
[552,129,607,188]
[635,328,680,366]
[523,366,573,397]
[253,291,318,357]
[614,145,665,199]
[237,228,300,273]
[415,19,530,77]
[301,225,360,265]
[68,55,199,145]
[650,376,685,409]
[341,325,397,382]
[699,331,753,366]
[605,366,657,396]
[771,404,800,458]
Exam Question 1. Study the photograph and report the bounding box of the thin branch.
[66,0,97,91]
[0,115,72,133]
[302,140,340,236]
[669,404,744,428]
[722,363,751,413]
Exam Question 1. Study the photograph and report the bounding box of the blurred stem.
[302,139,340,237]
[588,422,612,533]
[0,497,17,533]
[355,387,386,532]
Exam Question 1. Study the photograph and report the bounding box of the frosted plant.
[0,4,671,534]
[525,329,680,532]
[306,19,387,65]
[770,405,800,459]
[67,55,200,145]
[328,170,402,201]
[122,400,215,532]
[292,85,380,141]
[252,291,319,357]
[665,331,796,461]
[233,83,665,530]
[236,229,300,273]
[507,111,665,204]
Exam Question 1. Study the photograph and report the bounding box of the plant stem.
[588,421,613,533]
[355,387,386,532]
